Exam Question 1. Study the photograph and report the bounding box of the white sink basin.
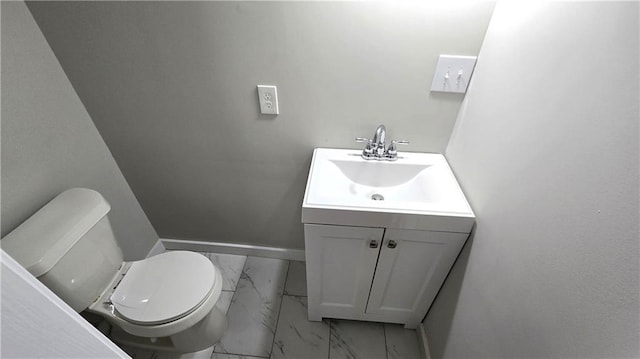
[302,148,475,232]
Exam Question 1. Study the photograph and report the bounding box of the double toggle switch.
[430,55,477,94]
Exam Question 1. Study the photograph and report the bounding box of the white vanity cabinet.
[304,223,468,328]
[301,148,475,328]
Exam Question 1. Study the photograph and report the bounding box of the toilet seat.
[110,251,216,326]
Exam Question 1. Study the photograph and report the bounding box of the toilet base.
[110,306,228,353]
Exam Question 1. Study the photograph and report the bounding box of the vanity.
[301,147,475,329]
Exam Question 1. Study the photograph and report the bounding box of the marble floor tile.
[121,253,419,359]
[214,257,289,358]
[153,346,214,359]
[283,261,307,297]
[329,320,386,359]
[203,253,247,291]
[217,290,235,314]
[271,296,330,359]
[211,354,266,359]
[384,324,422,359]
[119,345,154,359]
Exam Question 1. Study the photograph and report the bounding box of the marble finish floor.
[123,252,422,359]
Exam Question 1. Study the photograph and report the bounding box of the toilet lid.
[110,251,216,325]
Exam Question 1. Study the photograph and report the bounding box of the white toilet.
[2,188,227,353]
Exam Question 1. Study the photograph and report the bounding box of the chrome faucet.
[372,125,386,157]
[356,124,409,161]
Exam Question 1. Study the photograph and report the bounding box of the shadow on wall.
[259,156,312,245]
[424,225,476,359]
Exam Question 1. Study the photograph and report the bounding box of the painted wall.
[1,250,130,358]
[26,1,495,249]
[1,1,158,260]
[425,2,639,358]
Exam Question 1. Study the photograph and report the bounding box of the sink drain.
[371,193,385,201]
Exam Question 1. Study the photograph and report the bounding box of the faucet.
[355,124,409,161]
[372,125,386,157]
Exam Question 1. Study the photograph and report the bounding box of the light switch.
[430,55,477,94]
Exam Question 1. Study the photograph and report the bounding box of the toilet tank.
[2,188,124,312]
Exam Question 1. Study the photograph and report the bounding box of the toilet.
[1,188,227,353]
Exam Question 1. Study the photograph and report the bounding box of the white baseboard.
[147,238,306,262]
[145,239,167,258]
[417,323,432,359]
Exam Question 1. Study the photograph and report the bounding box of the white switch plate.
[430,55,477,94]
[257,85,279,115]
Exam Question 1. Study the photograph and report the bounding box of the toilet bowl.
[1,188,227,353]
[89,251,227,352]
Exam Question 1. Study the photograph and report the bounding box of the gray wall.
[26,1,495,249]
[425,2,639,358]
[1,1,158,260]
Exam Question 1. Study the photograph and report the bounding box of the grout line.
[282,293,308,298]
[268,259,291,359]
[417,323,432,359]
[282,258,292,295]
[210,350,269,359]
[383,323,389,359]
[211,253,249,357]
[328,319,332,359]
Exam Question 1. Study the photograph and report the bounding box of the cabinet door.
[304,224,384,321]
[366,229,468,327]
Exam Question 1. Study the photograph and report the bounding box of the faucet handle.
[386,140,409,159]
[355,137,375,158]
[388,140,409,150]
[355,137,372,143]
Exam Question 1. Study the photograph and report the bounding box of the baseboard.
[417,323,432,359]
[148,238,306,262]
[145,239,167,258]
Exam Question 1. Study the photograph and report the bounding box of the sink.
[302,148,475,232]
